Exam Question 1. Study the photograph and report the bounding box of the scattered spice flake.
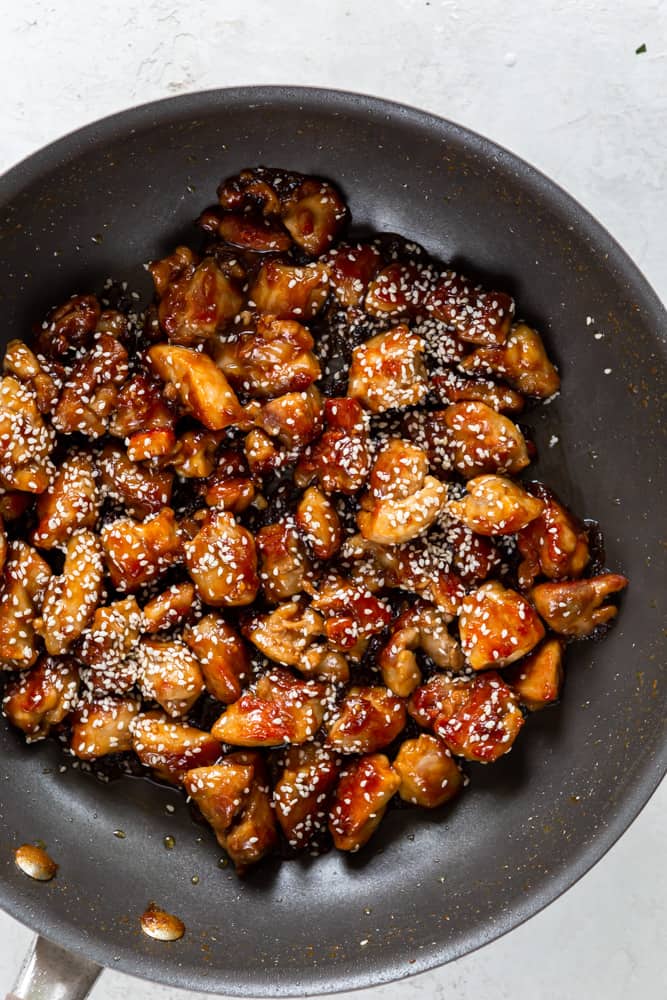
[635,43,647,54]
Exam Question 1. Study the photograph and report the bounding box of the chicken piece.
[3,657,79,740]
[369,439,429,501]
[200,209,292,252]
[184,613,250,704]
[164,429,222,479]
[445,522,502,584]
[243,600,323,668]
[274,743,341,848]
[0,541,52,667]
[425,271,514,346]
[459,581,545,670]
[310,576,392,659]
[296,486,342,560]
[329,753,400,852]
[183,758,255,848]
[102,508,182,592]
[324,243,382,306]
[517,484,590,587]
[217,167,284,215]
[184,509,258,607]
[3,339,59,413]
[443,401,531,478]
[99,444,173,520]
[137,637,204,717]
[460,322,560,398]
[437,671,524,763]
[76,596,143,694]
[70,695,140,759]
[506,638,565,710]
[431,370,524,414]
[211,668,327,747]
[148,245,198,297]
[149,344,245,431]
[378,601,463,697]
[222,755,279,872]
[249,260,329,320]
[295,397,371,495]
[215,316,321,399]
[394,734,464,807]
[531,575,628,637]
[298,644,350,683]
[34,294,101,357]
[0,376,55,492]
[407,673,475,731]
[202,450,256,512]
[327,686,406,754]
[257,385,323,450]
[358,449,446,546]
[401,408,453,477]
[35,530,104,656]
[449,475,545,536]
[243,428,280,476]
[32,452,99,549]
[109,372,176,458]
[347,326,428,413]
[281,177,347,256]
[256,521,311,602]
[364,262,430,317]
[132,713,222,785]
[53,333,129,438]
[155,256,244,345]
[143,582,196,634]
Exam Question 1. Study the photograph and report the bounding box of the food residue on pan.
[140,902,185,941]
[14,843,58,881]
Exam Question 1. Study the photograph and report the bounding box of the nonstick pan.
[0,87,665,999]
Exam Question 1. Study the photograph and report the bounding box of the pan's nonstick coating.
[0,87,664,996]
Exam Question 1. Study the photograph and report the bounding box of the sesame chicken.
[70,695,140,759]
[214,316,321,399]
[32,451,99,549]
[326,686,406,754]
[250,260,329,320]
[506,638,565,711]
[378,601,464,697]
[149,343,246,431]
[531,574,628,637]
[184,509,258,606]
[459,581,545,670]
[35,529,104,656]
[443,401,531,478]
[3,656,79,740]
[102,507,182,593]
[0,376,55,493]
[328,754,400,852]
[517,483,590,587]
[448,474,545,535]
[394,734,464,808]
[460,322,560,398]
[183,613,250,704]
[347,325,428,413]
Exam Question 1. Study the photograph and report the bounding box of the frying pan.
[0,86,665,999]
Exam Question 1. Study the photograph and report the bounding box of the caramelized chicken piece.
[329,753,400,851]
[437,672,524,763]
[445,522,502,584]
[215,316,321,399]
[449,474,545,536]
[274,743,341,848]
[0,541,51,666]
[408,673,475,731]
[298,643,350,683]
[184,509,258,606]
[149,344,245,431]
[217,168,284,215]
[155,256,244,345]
[183,757,255,849]
[432,370,524,414]
[443,401,531,478]
[517,484,590,587]
[3,657,79,740]
[143,582,196,634]
[295,397,371,494]
[531,575,628,637]
[257,385,323,449]
[281,177,347,256]
[256,521,311,602]
[132,713,221,785]
[249,261,329,320]
[358,440,446,545]
[0,376,55,492]
[165,429,222,479]
[109,372,176,459]
[310,575,392,659]
[76,596,143,693]
[364,262,430,317]
[184,613,250,704]
[394,733,464,807]
[378,601,463,697]
[70,695,140,759]
[347,326,428,413]
[102,507,182,592]
[222,755,279,872]
[460,322,560,398]
[32,452,99,549]
[137,637,204,717]
[34,294,101,357]
[99,444,173,520]
[459,581,545,670]
[324,243,382,306]
[35,530,104,656]
[243,600,323,667]
[202,449,256,512]
[506,638,565,710]
[327,686,406,754]
[3,339,59,413]
[425,271,514,346]
[148,245,197,297]
[53,333,129,438]
[401,408,453,477]
[296,485,342,560]
[201,209,292,252]
[244,428,281,477]
[211,668,327,747]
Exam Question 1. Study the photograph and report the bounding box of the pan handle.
[6,935,101,1000]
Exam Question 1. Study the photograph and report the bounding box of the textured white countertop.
[1,1,665,998]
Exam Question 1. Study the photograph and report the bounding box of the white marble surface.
[1,1,665,997]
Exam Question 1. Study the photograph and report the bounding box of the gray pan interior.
[0,87,664,996]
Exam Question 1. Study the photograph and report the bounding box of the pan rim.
[0,85,665,996]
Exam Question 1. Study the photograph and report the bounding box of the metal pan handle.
[7,935,101,1000]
